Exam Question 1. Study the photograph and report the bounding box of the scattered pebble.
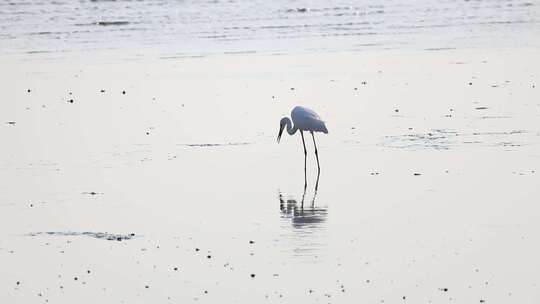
[100,89,105,93]
[74,277,78,281]
[68,99,74,103]
[469,82,473,85]
[173,267,178,271]
[122,90,126,94]
[16,281,20,285]
[6,121,16,125]
[207,255,212,259]
[250,274,256,278]
[413,173,421,176]
[27,89,31,93]
[145,285,149,289]
[249,240,255,244]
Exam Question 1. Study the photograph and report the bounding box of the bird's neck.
[285,118,298,135]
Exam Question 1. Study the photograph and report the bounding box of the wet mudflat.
[1,49,540,303]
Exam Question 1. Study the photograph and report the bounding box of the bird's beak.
[277,124,284,143]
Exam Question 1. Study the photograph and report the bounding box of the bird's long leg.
[311,183,318,208]
[300,130,307,188]
[300,183,307,210]
[311,131,320,172]
[314,169,320,192]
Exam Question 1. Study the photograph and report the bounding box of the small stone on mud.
[122,91,126,94]
[251,274,256,278]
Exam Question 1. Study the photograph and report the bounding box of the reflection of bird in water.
[279,184,328,261]
[277,106,328,189]
[279,185,327,230]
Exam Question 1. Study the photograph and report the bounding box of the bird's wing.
[291,106,328,133]
[292,106,322,121]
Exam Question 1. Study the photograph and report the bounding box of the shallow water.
[1,0,540,61]
[1,49,540,302]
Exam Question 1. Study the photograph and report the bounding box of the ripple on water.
[180,142,251,148]
[382,129,532,150]
[382,129,458,150]
[27,231,136,241]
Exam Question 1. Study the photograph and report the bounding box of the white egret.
[277,106,328,187]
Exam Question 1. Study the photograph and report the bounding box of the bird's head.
[277,117,288,143]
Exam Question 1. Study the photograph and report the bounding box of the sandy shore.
[1,48,539,303]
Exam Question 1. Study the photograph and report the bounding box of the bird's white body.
[290,106,328,134]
